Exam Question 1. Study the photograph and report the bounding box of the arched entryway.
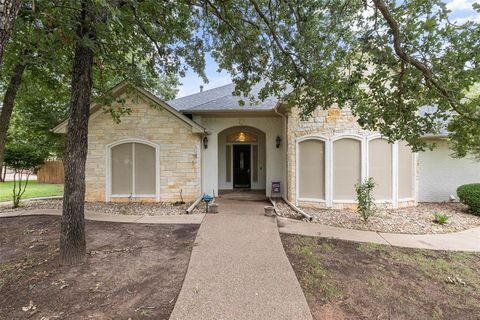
[217,126,266,191]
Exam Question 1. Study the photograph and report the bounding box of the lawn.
[282,234,480,320]
[0,180,63,202]
[0,215,198,319]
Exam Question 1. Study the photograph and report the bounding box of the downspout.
[274,104,288,200]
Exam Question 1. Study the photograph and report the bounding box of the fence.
[37,160,64,184]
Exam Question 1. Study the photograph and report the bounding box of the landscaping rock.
[276,201,480,234]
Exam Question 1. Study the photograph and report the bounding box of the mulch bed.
[276,201,480,234]
[282,234,480,320]
[0,215,199,319]
[0,198,202,215]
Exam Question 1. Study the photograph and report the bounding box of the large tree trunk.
[0,0,21,66]
[0,60,26,182]
[59,0,96,266]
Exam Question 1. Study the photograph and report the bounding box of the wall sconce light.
[276,136,282,148]
[203,136,209,149]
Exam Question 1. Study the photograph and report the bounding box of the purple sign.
[272,181,281,194]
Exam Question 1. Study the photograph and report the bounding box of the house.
[53,81,480,208]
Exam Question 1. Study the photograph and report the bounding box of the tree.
[3,143,47,207]
[55,0,207,265]
[0,0,73,181]
[199,0,480,157]
[0,0,21,66]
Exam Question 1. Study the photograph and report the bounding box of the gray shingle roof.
[418,105,451,136]
[168,82,279,112]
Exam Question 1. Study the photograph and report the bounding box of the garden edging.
[277,216,480,252]
[0,209,205,225]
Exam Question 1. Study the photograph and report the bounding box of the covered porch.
[196,112,286,198]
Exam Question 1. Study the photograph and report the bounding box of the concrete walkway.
[169,198,313,320]
[0,209,205,224]
[278,216,480,252]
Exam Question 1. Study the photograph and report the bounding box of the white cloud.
[453,14,480,24]
[176,74,232,98]
[446,0,476,11]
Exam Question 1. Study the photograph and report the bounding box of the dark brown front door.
[233,145,251,188]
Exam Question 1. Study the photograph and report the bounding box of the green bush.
[355,178,376,222]
[457,183,480,215]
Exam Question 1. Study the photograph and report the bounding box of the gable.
[52,81,206,134]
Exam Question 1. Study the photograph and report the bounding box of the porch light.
[276,136,282,148]
[203,136,208,149]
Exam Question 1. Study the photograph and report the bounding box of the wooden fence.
[37,160,64,184]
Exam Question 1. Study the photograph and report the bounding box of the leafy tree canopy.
[199,0,480,157]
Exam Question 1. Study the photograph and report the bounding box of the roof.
[168,82,280,112]
[418,105,451,137]
[52,81,207,134]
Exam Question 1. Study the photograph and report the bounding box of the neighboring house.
[53,81,480,208]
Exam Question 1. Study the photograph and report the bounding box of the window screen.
[111,142,156,196]
[368,139,392,200]
[134,143,156,194]
[333,138,361,200]
[111,143,133,194]
[298,140,325,199]
[398,141,413,198]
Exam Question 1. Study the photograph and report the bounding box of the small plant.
[433,212,449,225]
[355,178,376,222]
[3,144,47,208]
[457,183,480,215]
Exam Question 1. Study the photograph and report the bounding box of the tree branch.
[371,0,477,121]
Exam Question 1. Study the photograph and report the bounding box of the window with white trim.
[333,138,361,200]
[111,142,156,196]
[298,139,325,200]
[398,141,413,199]
[368,138,392,200]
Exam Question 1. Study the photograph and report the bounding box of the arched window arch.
[107,139,159,200]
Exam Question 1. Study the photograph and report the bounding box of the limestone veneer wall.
[286,106,418,209]
[85,93,201,202]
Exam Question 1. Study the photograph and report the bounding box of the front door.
[233,145,251,188]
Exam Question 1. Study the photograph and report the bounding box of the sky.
[174,0,480,98]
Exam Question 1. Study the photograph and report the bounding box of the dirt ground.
[282,234,480,320]
[0,216,199,319]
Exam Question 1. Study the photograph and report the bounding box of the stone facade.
[286,105,418,209]
[85,92,202,202]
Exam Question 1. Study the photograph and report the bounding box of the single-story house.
[53,81,480,209]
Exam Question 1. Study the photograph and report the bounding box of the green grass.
[0,180,63,202]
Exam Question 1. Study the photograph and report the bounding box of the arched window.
[111,142,156,196]
[298,139,325,200]
[368,138,392,200]
[333,138,361,200]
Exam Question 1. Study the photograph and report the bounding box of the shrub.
[355,178,376,222]
[433,212,449,225]
[3,144,47,208]
[457,183,480,215]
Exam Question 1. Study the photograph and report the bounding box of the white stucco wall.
[419,140,480,202]
[196,114,285,197]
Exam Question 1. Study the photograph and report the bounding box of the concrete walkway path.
[278,216,480,252]
[169,198,313,320]
[0,209,205,224]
